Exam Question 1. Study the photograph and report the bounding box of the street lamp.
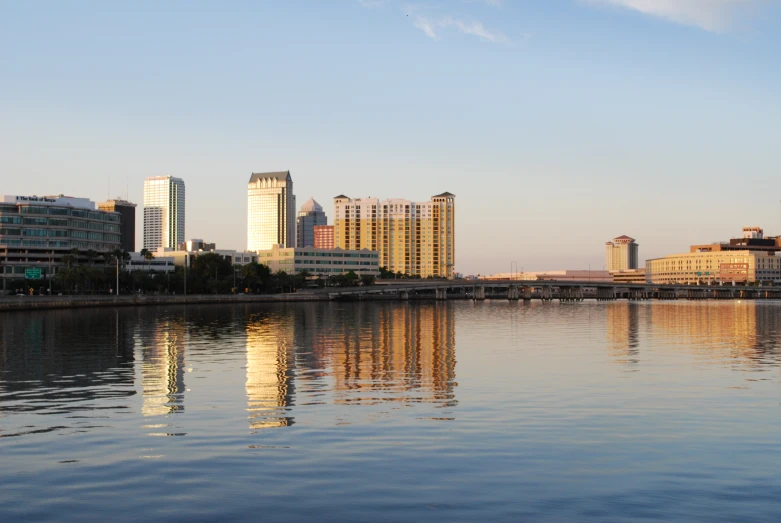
[510,261,518,281]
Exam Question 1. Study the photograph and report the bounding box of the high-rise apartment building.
[143,176,185,251]
[247,171,295,251]
[606,235,639,272]
[314,225,334,249]
[98,198,136,252]
[334,192,455,278]
[296,198,327,248]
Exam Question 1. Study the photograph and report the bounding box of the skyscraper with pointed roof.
[296,198,327,248]
[247,171,295,251]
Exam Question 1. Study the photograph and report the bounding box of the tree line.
[3,249,380,295]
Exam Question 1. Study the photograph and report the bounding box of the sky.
[2,0,781,275]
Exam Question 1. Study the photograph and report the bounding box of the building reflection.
[138,315,187,417]
[606,303,641,365]
[242,302,458,429]
[245,311,295,429]
[645,302,781,365]
[328,303,457,407]
[0,309,136,415]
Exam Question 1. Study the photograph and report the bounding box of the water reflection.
[327,304,457,407]
[246,311,295,429]
[137,316,187,417]
[0,310,135,417]
[646,302,781,365]
[606,303,640,365]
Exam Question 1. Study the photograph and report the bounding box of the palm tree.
[141,249,154,269]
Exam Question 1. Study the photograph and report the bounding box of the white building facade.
[247,171,295,251]
[143,176,185,251]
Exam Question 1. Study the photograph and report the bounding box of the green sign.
[25,268,42,279]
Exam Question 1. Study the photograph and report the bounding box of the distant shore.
[0,293,332,312]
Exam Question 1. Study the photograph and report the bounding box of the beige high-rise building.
[333,192,455,278]
[606,235,639,272]
[247,171,295,251]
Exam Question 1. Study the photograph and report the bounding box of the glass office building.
[296,198,327,248]
[247,171,295,251]
[0,195,121,283]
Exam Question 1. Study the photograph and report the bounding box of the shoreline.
[0,293,332,312]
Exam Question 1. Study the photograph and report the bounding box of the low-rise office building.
[155,247,258,267]
[481,270,613,282]
[126,252,176,272]
[646,251,781,284]
[255,245,379,277]
[1,195,121,283]
[612,269,647,284]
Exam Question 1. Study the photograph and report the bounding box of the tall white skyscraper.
[143,176,185,251]
[247,171,295,251]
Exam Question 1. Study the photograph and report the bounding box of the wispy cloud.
[414,16,439,39]
[408,13,510,43]
[361,0,513,43]
[440,17,510,43]
[582,0,759,32]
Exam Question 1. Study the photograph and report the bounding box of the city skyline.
[3,2,781,274]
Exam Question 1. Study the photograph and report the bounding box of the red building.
[314,225,334,249]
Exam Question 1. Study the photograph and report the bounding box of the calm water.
[2,301,781,521]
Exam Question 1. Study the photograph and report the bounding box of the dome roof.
[299,197,323,213]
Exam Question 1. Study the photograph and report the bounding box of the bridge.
[317,279,781,301]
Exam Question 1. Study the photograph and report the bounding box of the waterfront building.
[143,176,185,251]
[481,270,613,282]
[155,246,258,267]
[255,245,379,277]
[689,227,781,254]
[314,225,334,249]
[0,195,121,284]
[647,226,781,285]
[126,252,176,273]
[646,251,781,284]
[333,192,455,278]
[606,235,639,272]
[247,171,295,251]
[296,198,327,248]
[98,199,136,252]
[612,269,647,284]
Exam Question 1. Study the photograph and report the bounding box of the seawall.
[0,293,330,312]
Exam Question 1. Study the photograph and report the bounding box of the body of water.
[2,301,781,521]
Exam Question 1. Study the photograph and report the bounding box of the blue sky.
[2,0,780,274]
